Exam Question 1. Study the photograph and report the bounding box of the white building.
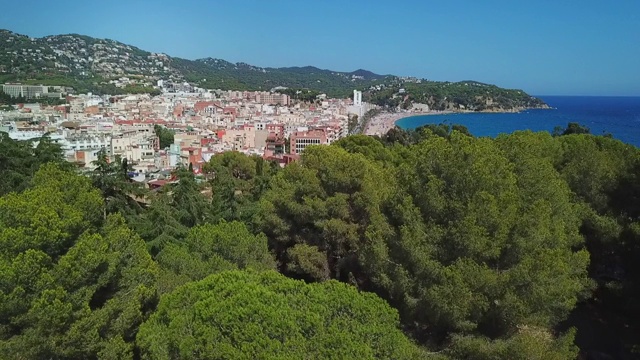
[347,90,365,117]
[63,135,112,154]
[353,90,362,107]
[111,133,157,163]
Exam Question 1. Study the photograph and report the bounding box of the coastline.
[363,111,453,136]
[364,106,552,136]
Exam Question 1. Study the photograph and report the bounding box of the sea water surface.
[396,96,640,147]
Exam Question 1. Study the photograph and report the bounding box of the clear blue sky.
[1,0,639,96]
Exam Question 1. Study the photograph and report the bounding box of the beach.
[364,110,452,136]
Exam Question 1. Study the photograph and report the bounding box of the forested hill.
[365,80,549,111]
[0,29,545,111]
[1,124,639,359]
[0,29,389,96]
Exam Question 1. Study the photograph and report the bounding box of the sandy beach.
[364,110,453,136]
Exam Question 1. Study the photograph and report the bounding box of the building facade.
[2,84,48,99]
[290,129,327,154]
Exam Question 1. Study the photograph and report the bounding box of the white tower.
[353,90,362,107]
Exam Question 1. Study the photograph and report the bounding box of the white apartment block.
[63,135,111,153]
[111,133,158,163]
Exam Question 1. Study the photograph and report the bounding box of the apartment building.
[222,129,255,150]
[73,149,101,167]
[2,84,48,99]
[254,92,290,105]
[64,135,111,153]
[174,132,200,148]
[289,129,328,155]
[266,133,286,155]
[180,147,202,169]
[265,123,284,137]
[111,132,158,162]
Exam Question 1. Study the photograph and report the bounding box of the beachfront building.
[347,89,373,118]
[353,90,362,106]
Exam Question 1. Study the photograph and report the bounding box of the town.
[0,82,381,185]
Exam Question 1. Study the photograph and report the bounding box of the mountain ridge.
[0,29,547,111]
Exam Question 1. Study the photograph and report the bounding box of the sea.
[396,96,640,148]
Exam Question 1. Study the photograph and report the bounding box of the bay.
[396,96,640,147]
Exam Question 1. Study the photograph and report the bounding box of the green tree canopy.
[127,167,211,257]
[170,167,212,227]
[256,145,395,283]
[0,133,68,196]
[3,118,640,358]
[154,125,174,149]
[448,327,578,360]
[91,148,146,216]
[137,270,430,360]
[553,122,591,136]
[156,221,275,294]
[128,194,189,256]
[204,151,279,227]
[0,164,158,359]
[257,133,591,354]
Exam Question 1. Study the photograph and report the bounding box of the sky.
[1,0,639,96]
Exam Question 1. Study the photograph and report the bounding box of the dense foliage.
[275,88,323,102]
[155,222,276,294]
[153,125,174,149]
[137,270,428,359]
[0,124,638,358]
[365,81,547,111]
[0,164,158,359]
[0,133,67,196]
[257,133,589,358]
[171,59,387,97]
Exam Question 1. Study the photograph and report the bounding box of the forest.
[0,124,638,359]
[364,81,547,111]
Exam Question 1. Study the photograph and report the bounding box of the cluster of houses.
[1,85,372,187]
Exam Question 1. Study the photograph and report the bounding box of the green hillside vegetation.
[172,58,391,97]
[366,81,547,111]
[2,122,638,358]
[137,270,429,359]
[0,29,545,108]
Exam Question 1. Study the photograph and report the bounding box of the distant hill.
[0,29,547,111]
[0,30,387,97]
[366,80,549,111]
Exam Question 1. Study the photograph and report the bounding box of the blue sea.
[396,96,640,148]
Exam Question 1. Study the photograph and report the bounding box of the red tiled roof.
[194,101,216,112]
[148,179,168,186]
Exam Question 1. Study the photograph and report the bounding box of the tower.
[353,90,362,107]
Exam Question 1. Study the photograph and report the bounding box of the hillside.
[365,79,548,111]
[0,30,386,96]
[0,29,546,110]
[171,57,390,96]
